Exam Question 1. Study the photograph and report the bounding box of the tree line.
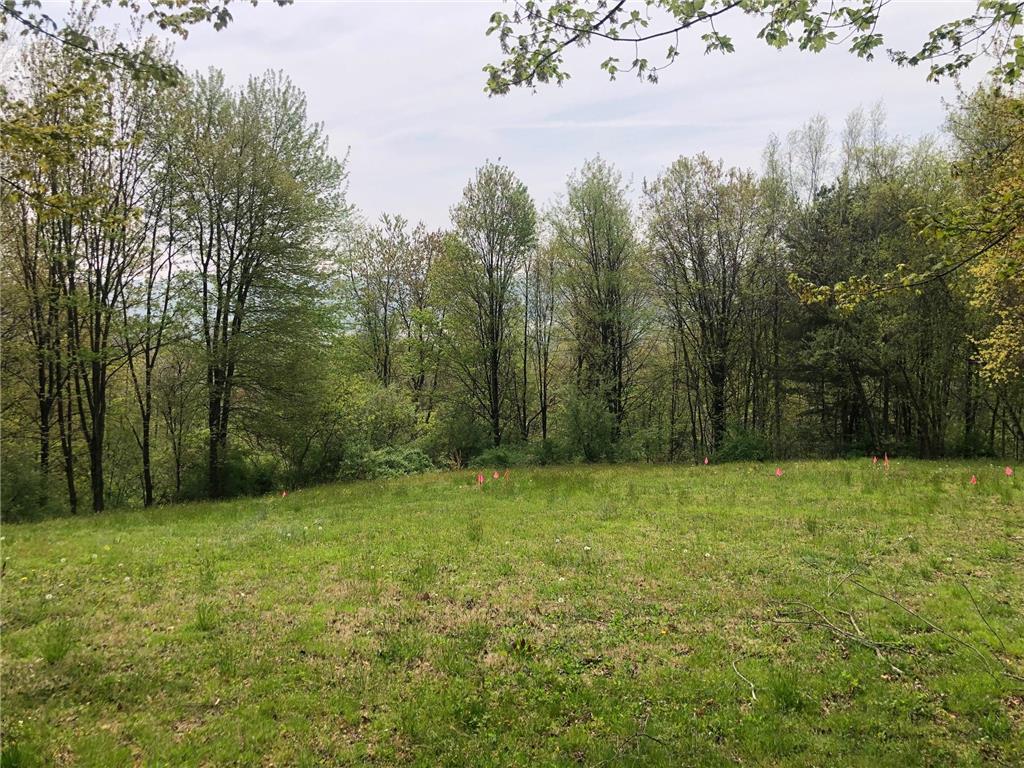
[2,21,1022,518]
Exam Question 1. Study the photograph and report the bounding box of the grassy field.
[1,460,1022,767]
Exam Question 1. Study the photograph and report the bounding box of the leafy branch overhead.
[483,0,1024,93]
[1,0,292,82]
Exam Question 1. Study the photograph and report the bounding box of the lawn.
[1,460,1022,767]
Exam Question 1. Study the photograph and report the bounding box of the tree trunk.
[88,414,104,513]
[208,380,224,498]
[140,410,154,507]
[489,341,502,447]
[709,354,727,451]
[38,397,51,506]
[57,366,77,514]
[84,360,107,514]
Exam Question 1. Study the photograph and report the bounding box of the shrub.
[716,428,773,462]
[469,445,535,469]
[352,447,435,480]
[530,438,572,466]
[174,449,282,501]
[0,456,47,522]
[223,453,281,497]
[420,406,491,465]
[357,386,419,449]
[0,452,73,521]
[562,386,617,462]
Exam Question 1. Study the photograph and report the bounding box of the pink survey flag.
[775,467,783,478]
[476,473,484,486]
[704,456,709,465]
[492,471,499,480]
[970,474,978,486]
[1006,466,1014,477]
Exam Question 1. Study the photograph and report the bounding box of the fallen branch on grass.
[594,711,676,767]
[772,558,1024,687]
[849,577,1024,684]
[732,657,757,702]
[771,601,909,676]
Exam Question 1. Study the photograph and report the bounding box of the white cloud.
[44,0,984,226]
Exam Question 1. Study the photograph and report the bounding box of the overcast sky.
[54,0,983,227]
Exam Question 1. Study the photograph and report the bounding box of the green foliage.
[352,385,420,452]
[562,385,617,462]
[420,405,492,465]
[469,445,535,469]
[440,161,537,448]
[175,450,281,500]
[717,429,773,462]
[349,447,435,480]
[531,438,573,466]
[553,157,646,448]
[1,0,290,85]
[2,13,1021,524]
[0,454,49,523]
[222,453,282,498]
[483,0,1023,94]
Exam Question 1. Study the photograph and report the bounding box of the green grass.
[1,459,1022,766]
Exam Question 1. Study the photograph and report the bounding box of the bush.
[0,454,58,522]
[530,438,572,466]
[356,386,419,449]
[420,406,491,465]
[716,428,773,462]
[469,445,535,469]
[351,447,435,480]
[562,386,617,462]
[178,451,282,501]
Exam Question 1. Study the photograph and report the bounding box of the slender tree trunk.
[520,268,530,441]
[173,435,183,500]
[38,393,51,505]
[140,408,154,507]
[489,339,502,447]
[669,336,680,461]
[963,351,976,451]
[57,382,77,515]
[208,372,224,498]
[771,287,782,456]
[709,354,727,451]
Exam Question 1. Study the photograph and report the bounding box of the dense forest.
[2,16,1022,519]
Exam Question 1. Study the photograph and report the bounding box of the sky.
[46,0,984,228]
